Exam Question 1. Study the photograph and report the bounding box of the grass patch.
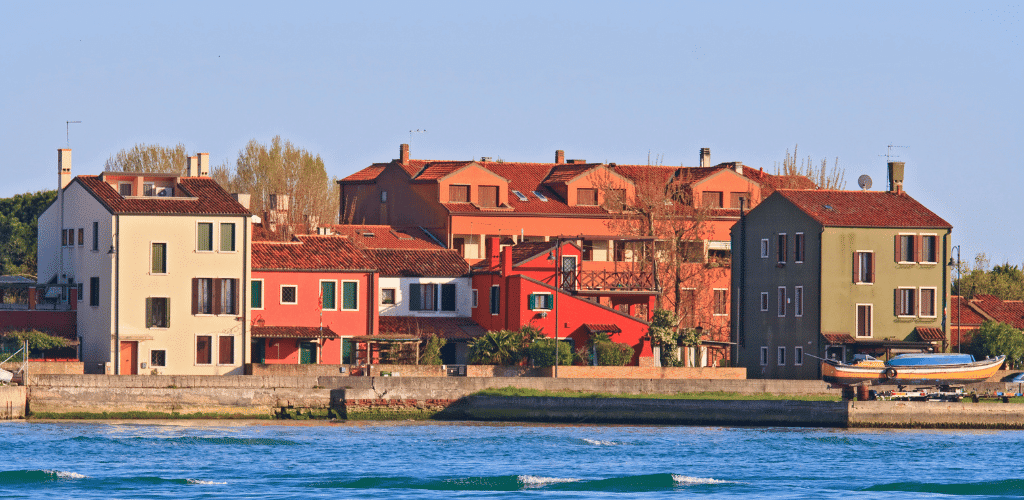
[344,408,440,421]
[28,411,273,420]
[473,386,841,402]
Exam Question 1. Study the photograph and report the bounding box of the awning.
[378,316,485,341]
[583,323,622,335]
[915,327,946,342]
[251,326,339,339]
[822,332,856,344]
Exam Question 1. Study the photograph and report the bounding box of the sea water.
[2,420,1023,499]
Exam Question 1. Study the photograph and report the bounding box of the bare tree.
[774,144,846,190]
[104,143,189,174]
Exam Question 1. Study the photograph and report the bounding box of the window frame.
[381,288,396,305]
[854,250,875,284]
[856,304,873,338]
[760,292,769,312]
[118,182,132,196]
[320,280,338,311]
[794,233,804,263]
[150,350,166,368]
[90,277,100,307]
[713,288,728,316]
[195,335,213,366]
[701,191,724,208]
[919,287,937,318]
[196,221,215,252]
[576,188,598,206]
[280,285,298,305]
[897,287,917,317]
[194,277,214,315]
[251,279,263,310]
[219,222,236,252]
[218,335,235,366]
[529,292,554,311]
[897,233,916,263]
[794,286,804,318]
[777,286,787,317]
[92,221,99,251]
[760,346,769,366]
[777,233,787,264]
[778,346,786,366]
[794,347,804,366]
[440,283,457,312]
[760,239,769,259]
[920,233,938,264]
[341,281,359,311]
[490,285,501,315]
[150,241,168,275]
[472,289,479,308]
[77,228,84,246]
[145,297,170,329]
[449,184,470,203]
[409,283,438,311]
[478,185,499,208]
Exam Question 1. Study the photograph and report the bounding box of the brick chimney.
[501,246,514,277]
[198,153,210,177]
[186,156,198,177]
[58,149,72,190]
[888,162,905,194]
[555,150,565,164]
[486,236,500,269]
[400,143,410,166]
[699,148,710,168]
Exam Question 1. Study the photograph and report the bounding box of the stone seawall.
[0,386,26,419]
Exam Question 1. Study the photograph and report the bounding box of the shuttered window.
[196,335,212,365]
[321,281,337,310]
[197,223,213,251]
[145,297,169,328]
[920,288,936,317]
[857,305,872,337]
[151,243,166,274]
[220,279,237,315]
[713,289,728,315]
[478,186,499,207]
[220,223,235,252]
[921,235,938,263]
[342,281,358,310]
[441,283,456,311]
[576,188,597,206]
[490,285,500,315]
[219,336,234,365]
[449,185,469,202]
[251,280,263,309]
[409,284,436,311]
[898,288,916,317]
[854,251,874,284]
[529,293,553,310]
[701,191,723,208]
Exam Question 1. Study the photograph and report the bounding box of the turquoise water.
[2,420,1023,498]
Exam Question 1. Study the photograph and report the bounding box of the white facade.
[377,276,473,317]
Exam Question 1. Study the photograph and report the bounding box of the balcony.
[576,270,658,293]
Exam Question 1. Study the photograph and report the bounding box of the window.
[854,251,874,284]
[90,277,100,306]
[921,235,938,263]
[92,222,99,251]
[680,241,704,263]
[729,192,746,209]
[920,288,936,317]
[143,183,155,196]
[701,191,723,208]
[794,233,804,262]
[603,189,626,211]
[898,287,916,317]
[760,292,769,311]
[248,280,262,310]
[119,183,132,196]
[713,289,727,315]
[490,285,500,315]
[472,289,479,308]
[777,287,787,317]
[219,336,235,365]
[680,289,696,327]
[897,234,915,263]
[196,336,212,365]
[449,185,469,202]
[478,185,499,208]
[281,285,297,305]
[77,228,84,246]
[151,350,166,367]
[441,283,456,311]
[221,279,237,315]
[576,188,597,206]
[409,283,437,311]
[760,239,769,258]
[192,278,238,315]
[321,281,337,310]
[857,304,873,337]
[529,293,554,310]
[778,346,786,366]
[197,222,213,251]
[794,286,803,317]
[341,281,358,310]
[151,243,167,274]
[795,347,804,366]
[146,297,170,328]
[777,233,787,263]
[196,278,213,314]
[381,288,396,305]
[220,223,235,252]
[760,347,769,366]
[76,282,83,302]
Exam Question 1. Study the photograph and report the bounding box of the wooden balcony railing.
[576,270,658,292]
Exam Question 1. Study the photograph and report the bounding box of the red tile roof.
[968,295,1024,329]
[914,327,946,341]
[252,235,375,271]
[776,189,952,228]
[340,164,388,182]
[583,323,622,334]
[75,176,250,215]
[742,166,818,192]
[822,333,856,344]
[251,326,338,339]
[362,248,469,277]
[378,316,485,340]
[951,295,987,327]
[330,225,443,249]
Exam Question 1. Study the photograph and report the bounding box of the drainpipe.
[817,226,824,379]
[113,214,120,375]
[734,198,745,365]
[243,218,249,367]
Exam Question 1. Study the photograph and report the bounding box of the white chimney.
[699,148,710,168]
[198,153,210,177]
[58,149,72,190]
[186,156,198,177]
[232,193,251,210]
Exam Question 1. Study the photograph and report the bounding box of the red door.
[120,341,138,375]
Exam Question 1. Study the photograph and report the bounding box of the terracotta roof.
[362,248,469,277]
[822,333,856,344]
[583,323,622,334]
[775,189,952,228]
[544,163,602,184]
[968,295,1024,329]
[951,296,987,327]
[378,316,485,340]
[412,161,480,181]
[252,235,375,271]
[251,326,338,339]
[330,225,443,249]
[914,327,946,342]
[75,176,251,215]
[510,241,557,264]
[742,167,818,192]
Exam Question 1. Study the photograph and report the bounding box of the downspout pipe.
[113,214,120,375]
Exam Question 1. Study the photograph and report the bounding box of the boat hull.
[821,356,1005,386]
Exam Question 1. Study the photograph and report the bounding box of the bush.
[418,335,447,365]
[593,339,634,366]
[528,338,574,367]
[969,321,1024,369]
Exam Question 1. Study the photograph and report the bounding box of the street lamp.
[948,245,961,353]
[547,239,562,378]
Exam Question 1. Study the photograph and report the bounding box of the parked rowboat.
[821,353,1005,386]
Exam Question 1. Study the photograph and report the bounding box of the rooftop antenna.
[879,144,907,161]
[409,129,426,146]
[66,121,81,148]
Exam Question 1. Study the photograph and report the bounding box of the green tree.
[469,329,524,365]
[968,321,1024,370]
[418,335,447,365]
[954,253,1024,301]
[528,338,574,367]
[582,333,634,366]
[0,190,57,278]
[104,143,189,174]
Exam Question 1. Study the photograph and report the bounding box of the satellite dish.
[858,175,872,191]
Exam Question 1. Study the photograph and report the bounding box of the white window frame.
[490,285,500,316]
[251,279,264,310]
[777,287,787,317]
[855,250,874,284]
[713,288,728,316]
[897,233,916,264]
[794,347,804,366]
[150,240,168,275]
[219,222,237,253]
[760,346,769,366]
[777,346,786,366]
[280,284,298,305]
[340,280,359,311]
[760,292,769,312]
[529,292,554,311]
[897,286,917,317]
[472,289,479,308]
[856,303,873,338]
[319,279,338,311]
[794,286,803,317]
[777,233,787,264]
[196,221,215,253]
[381,288,397,306]
[150,349,167,367]
[919,287,937,318]
[195,334,214,366]
[794,232,805,263]
[920,233,938,264]
[217,335,236,366]
[760,238,769,259]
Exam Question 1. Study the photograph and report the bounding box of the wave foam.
[672,475,730,485]
[187,479,227,485]
[519,475,580,487]
[581,438,621,446]
[45,470,87,479]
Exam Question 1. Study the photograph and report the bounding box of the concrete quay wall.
[848,400,1024,428]
[0,386,26,418]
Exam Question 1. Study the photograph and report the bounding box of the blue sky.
[2,1,1021,264]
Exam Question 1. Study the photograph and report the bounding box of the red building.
[250,235,377,364]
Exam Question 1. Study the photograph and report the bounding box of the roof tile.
[76,176,250,215]
[776,189,952,228]
[253,235,374,271]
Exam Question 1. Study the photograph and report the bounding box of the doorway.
[119,341,138,375]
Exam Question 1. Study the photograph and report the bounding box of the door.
[561,256,577,291]
[119,341,138,375]
[299,342,316,364]
[253,339,266,364]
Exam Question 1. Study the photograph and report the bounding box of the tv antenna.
[66,121,82,148]
[879,144,907,161]
[409,129,427,145]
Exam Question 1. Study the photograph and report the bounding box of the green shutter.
[145,298,153,328]
[251,281,262,308]
[409,284,421,311]
[342,282,357,310]
[151,243,165,273]
[220,223,235,251]
[441,284,456,311]
[321,281,336,309]
[197,223,212,251]
[163,298,170,327]
[528,294,536,310]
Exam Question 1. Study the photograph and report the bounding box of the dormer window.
[144,183,156,196]
[478,186,498,208]
[119,183,132,196]
[532,191,548,202]
[449,185,470,203]
[577,188,597,206]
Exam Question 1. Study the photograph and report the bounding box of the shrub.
[528,338,574,367]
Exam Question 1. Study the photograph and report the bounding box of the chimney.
[269,193,290,212]
[399,143,410,166]
[555,150,565,164]
[501,246,513,277]
[486,236,500,269]
[186,156,198,177]
[888,162,905,194]
[699,148,710,168]
[58,149,72,190]
[232,193,251,210]
[732,161,743,175]
[198,153,210,177]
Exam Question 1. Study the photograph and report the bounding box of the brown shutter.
[853,252,860,283]
[894,235,900,262]
[868,253,875,283]
[894,289,900,316]
[164,298,170,327]
[146,297,153,328]
[212,279,222,315]
[232,279,239,315]
[191,278,199,315]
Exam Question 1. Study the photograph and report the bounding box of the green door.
[253,339,266,364]
[299,342,316,364]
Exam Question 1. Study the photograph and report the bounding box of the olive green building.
[731,164,952,379]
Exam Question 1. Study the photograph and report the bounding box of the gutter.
[243,217,249,366]
[113,214,120,375]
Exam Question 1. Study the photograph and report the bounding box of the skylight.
[512,190,529,202]
[532,191,548,202]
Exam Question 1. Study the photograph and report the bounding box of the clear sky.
[3,1,1021,265]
